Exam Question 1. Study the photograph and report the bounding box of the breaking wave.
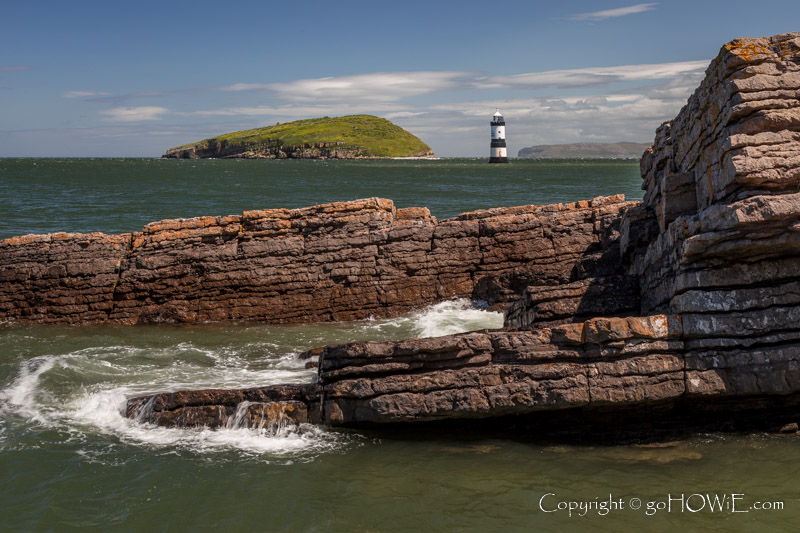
[0,300,502,458]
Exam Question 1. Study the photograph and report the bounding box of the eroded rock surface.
[0,196,633,324]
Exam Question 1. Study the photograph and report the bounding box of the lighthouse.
[489,109,509,163]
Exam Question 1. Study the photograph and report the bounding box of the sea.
[0,158,797,532]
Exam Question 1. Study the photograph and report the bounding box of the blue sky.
[2,0,799,157]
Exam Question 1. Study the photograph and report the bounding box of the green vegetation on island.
[518,142,651,159]
[163,114,434,159]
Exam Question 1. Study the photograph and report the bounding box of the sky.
[2,0,799,157]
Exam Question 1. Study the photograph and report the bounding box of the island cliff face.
[8,33,800,437]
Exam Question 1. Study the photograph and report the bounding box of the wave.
[0,299,501,458]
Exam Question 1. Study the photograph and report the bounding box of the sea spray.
[0,300,502,457]
[410,299,503,338]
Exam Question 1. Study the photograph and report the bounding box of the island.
[518,142,651,159]
[162,114,435,159]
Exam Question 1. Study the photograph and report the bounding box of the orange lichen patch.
[1,232,131,247]
[298,198,394,216]
[131,232,145,249]
[454,195,629,221]
[142,215,241,235]
[144,226,227,244]
[242,207,292,221]
[583,317,629,343]
[549,323,584,345]
[1,234,48,246]
[395,207,432,220]
[725,39,771,62]
[724,35,800,63]
[244,199,396,224]
[580,315,676,345]
[627,315,670,338]
[776,41,800,61]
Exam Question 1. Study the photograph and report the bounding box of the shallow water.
[1,158,798,531]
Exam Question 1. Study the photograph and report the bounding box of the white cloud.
[172,58,707,156]
[569,3,658,21]
[483,60,708,89]
[184,103,405,118]
[218,83,272,92]
[255,71,475,103]
[384,111,428,119]
[100,106,169,121]
[419,80,697,155]
[56,57,710,156]
[63,90,109,99]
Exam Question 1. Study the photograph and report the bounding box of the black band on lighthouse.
[489,110,509,164]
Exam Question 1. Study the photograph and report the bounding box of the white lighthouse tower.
[489,109,509,163]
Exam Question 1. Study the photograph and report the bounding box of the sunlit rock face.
[0,196,634,325]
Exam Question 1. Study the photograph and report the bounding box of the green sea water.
[1,158,798,532]
[0,157,642,238]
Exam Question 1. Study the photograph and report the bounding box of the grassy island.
[163,114,434,159]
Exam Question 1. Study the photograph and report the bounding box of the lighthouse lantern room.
[489,109,509,163]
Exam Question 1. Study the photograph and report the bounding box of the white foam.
[0,355,56,422]
[351,298,503,340]
[65,386,347,458]
[0,345,332,457]
[410,299,504,338]
[0,299,501,457]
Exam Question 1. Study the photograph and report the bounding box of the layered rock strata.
[624,33,800,406]
[126,33,800,435]
[0,196,634,325]
[127,312,799,435]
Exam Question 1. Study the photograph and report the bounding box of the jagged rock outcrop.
[0,196,635,324]
[125,33,800,436]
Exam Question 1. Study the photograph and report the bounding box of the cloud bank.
[100,106,170,122]
[220,71,475,102]
[68,57,709,156]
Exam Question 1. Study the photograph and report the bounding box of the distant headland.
[518,141,651,159]
[162,114,434,159]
